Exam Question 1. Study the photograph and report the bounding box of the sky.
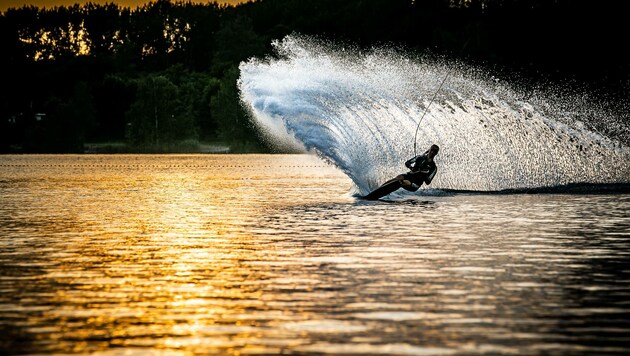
[0,0,246,11]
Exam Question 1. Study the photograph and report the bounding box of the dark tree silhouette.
[0,0,627,152]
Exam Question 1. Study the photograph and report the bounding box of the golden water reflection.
[0,155,629,354]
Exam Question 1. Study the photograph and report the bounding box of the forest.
[0,0,627,153]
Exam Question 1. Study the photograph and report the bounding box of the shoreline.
[4,142,233,154]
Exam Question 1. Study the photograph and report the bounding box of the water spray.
[413,39,470,157]
[239,35,630,193]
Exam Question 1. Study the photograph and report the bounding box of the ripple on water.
[0,155,629,354]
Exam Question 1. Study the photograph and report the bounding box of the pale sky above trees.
[0,0,245,12]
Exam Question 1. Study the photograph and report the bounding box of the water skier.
[364,144,439,200]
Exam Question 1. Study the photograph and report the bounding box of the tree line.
[0,0,626,153]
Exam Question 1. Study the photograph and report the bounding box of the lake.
[1,154,629,355]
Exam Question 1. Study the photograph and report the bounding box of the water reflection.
[0,155,629,354]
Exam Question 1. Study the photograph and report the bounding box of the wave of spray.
[239,35,630,194]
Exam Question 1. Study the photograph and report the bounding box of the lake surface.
[1,154,629,355]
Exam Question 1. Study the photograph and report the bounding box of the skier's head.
[427,144,439,158]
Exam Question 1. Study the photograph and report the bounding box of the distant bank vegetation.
[0,0,626,153]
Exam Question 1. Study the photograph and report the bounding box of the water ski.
[363,180,402,200]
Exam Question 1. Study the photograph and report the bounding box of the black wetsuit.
[364,152,437,200]
[403,153,437,190]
